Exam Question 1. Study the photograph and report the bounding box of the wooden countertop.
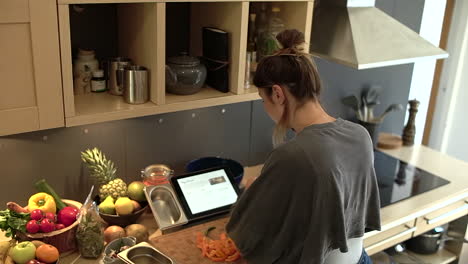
[376,145,468,229]
[3,144,468,263]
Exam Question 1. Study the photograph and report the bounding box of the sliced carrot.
[225,251,241,262]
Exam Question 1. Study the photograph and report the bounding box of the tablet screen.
[176,168,239,215]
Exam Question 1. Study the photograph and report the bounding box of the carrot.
[225,251,241,262]
[195,229,241,262]
[6,202,29,214]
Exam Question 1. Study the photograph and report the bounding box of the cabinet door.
[364,220,417,256]
[0,0,64,136]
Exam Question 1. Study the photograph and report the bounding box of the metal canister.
[107,57,131,96]
[122,65,149,104]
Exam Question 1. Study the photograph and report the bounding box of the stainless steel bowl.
[144,185,188,231]
[118,242,174,264]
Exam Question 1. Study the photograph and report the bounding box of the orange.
[36,244,59,263]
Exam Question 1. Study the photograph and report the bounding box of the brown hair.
[253,29,322,146]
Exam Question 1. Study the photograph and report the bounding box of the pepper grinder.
[402,99,420,146]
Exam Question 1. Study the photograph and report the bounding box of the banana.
[0,241,11,264]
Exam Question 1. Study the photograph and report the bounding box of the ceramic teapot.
[166,53,207,95]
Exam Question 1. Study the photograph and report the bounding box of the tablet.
[171,166,240,220]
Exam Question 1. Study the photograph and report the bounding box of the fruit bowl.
[16,199,82,254]
[99,203,148,227]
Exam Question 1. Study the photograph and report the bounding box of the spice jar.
[91,70,106,92]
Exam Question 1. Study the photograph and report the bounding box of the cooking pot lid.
[168,52,200,66]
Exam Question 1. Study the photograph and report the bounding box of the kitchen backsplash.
[0,0,424,206]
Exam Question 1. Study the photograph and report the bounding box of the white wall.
[429,0,468,162]
[407,0,447,145]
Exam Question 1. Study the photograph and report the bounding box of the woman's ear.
[271,85,286,105]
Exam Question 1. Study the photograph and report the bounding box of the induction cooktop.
[374,151,450,207]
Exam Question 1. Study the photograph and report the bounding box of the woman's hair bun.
[276,29,305,50]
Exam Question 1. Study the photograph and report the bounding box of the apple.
[45,212,56,223]
[39,218,55,233]
[10,241,36,264]
[55,223,65,230]
[30,209,44,221]
[26,260,41,264]
[26,220,40,234]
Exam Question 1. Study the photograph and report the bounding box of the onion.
[104,225,126,243]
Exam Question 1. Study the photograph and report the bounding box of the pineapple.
[81,148,127,200]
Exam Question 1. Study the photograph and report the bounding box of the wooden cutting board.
[150,216,244,264]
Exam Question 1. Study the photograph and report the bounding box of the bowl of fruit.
[6,241,61,264]
[15,197,82,254]
[81,148,149,227]
[2,179,82,255]
[97,194,148,227]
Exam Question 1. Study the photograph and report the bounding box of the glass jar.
[73,49,99,94]
[141,164,174,186]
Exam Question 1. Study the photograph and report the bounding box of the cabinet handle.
[424,202,468,225]
[366,225,417,252]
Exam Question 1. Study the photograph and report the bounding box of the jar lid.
[92,70,104,78]
[78,48,95,56]
[168,52,200,66]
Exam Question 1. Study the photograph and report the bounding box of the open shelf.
[66,87,260,126]
[58,0,311,4]
[388,248,457,264]
[58,0,157,4]
[166,86,234,104]
[57,1,311,126]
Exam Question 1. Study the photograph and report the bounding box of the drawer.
[364,220,416,256]
[414,199,468,236]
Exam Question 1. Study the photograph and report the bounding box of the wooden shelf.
[58,0,157,4]
[166,86,234,104]
[58,0,312,127]
[388,249,457,264]
[408,249,457,264]
[66,89,260,126]
[58,0,311,4]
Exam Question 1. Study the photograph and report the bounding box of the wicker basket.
[17,199,82,254]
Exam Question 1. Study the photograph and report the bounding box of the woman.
[226,29,381,264]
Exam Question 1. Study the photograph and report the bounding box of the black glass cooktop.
[374,151,450,207]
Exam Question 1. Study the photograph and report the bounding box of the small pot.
[406,227,445,254]
[166,52,207,95]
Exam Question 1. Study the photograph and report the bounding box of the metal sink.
[118,242,174,264]
[144,184,188,230]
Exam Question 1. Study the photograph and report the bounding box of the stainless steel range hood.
[310,0,448,69]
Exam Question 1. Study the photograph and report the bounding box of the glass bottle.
[258,6,285,60]
[247,13,257,63]
[256,3,269,61]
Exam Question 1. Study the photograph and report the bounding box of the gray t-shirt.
[226,118,381,264]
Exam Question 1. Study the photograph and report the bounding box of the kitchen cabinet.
[57,0,314,127]
[363,145,468,262]
[414,198,468,236]
[364,220,417,256]
[0,0,64,136]
[364,199,468,261]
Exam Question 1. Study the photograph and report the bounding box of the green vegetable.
[205,226,216,237]
[35,179,67,210]
[0,209,30,238]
